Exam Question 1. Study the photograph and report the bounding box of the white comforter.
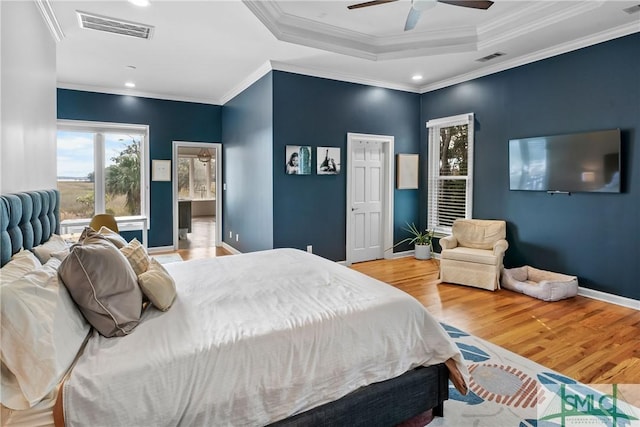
[63,249,466,426]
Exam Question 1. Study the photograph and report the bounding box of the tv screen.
[509,129,621,193]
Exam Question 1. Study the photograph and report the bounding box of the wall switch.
[229,231,232,239]
[235,234,239,242]
[223,183,227,191]
[307,245,312,253]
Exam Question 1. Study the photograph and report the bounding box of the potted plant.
[394,223,434,260]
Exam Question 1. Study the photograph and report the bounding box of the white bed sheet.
[63,249,466,426]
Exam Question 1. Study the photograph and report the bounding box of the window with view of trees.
[427,113,474,235]
[56,121,148,224]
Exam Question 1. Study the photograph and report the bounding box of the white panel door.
[350,139,384,263]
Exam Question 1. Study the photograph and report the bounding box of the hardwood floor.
[174,216,232,260]
[166,247,640,385]
[350,256,640,386]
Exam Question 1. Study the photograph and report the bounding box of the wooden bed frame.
[1,189,451,426]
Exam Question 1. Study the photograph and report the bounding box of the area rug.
[432,323,639,427]
[151,253,183,264]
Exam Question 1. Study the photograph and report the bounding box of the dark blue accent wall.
[57,89,222,247]
[272,71,421,261]
[221,73,274,252]
[421,33,639,299]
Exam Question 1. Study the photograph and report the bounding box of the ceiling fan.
[347,0,494,31]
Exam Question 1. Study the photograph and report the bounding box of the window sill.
[60,215,148,247]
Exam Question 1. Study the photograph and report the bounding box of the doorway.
[172,141,222,251]
[345,133,394,265]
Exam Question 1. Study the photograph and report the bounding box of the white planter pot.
[414,244,432,260]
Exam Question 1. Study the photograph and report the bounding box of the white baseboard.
[391,250,413,259]
[222,242,242,255]
[147,246,174,254]
[578,287,639,310]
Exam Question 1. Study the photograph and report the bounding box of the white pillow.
[31,234,70,264]
[0,250,41,285]
[0,258,90,409]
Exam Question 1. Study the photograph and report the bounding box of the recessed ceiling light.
[128,0,150,6]
[125,82,136,88]
[412,75,423,81]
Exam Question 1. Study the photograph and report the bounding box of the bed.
[1,189,467,426]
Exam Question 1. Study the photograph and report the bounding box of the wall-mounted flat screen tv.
[509,129,621,193]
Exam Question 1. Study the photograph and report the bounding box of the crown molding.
[219,61,273,105]
[270,61,419,93]
[35,0,64,43]
[56,82,221,105]
[478,1,604,51]
[419,21,640,94]
[242,0,481,60]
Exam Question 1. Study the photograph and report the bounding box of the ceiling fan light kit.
[348,0,493,31]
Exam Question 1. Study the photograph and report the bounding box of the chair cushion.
[440,247,499,265]
[451,219,506,250]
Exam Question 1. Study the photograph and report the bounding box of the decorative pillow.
[59,239,142,338]
[0,250,41,285]
[0,258,90,409]
[32,234,70,264]
[138,259,177,311]
[97,226,128,249]
[77,226,112,246]
[120,238,150,276]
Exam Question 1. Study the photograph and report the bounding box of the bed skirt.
[269,364,448,427]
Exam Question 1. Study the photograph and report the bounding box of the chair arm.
[439,235,458,250]
[493,239,509,256]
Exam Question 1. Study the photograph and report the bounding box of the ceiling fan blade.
[438,0,494,9]
[404,7,422,31]
[348,0,398,10]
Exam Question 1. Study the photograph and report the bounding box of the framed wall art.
[152,159,171,181]
[396,154,419,189]
[317,147,340,175]
[285,145,312,175]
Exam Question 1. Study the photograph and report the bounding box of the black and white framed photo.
[285,145,312,175]
[317,147,340,175]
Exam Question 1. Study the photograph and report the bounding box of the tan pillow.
[120,238,150,276]
[58,239,142,338]
[97,226,128,249]
[138,259,177,311]
[77,227,113,247]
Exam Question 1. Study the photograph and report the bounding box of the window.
[177,152,216,201]
[56,120,149,231]
[427,113,474,235]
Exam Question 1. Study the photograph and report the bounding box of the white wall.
[1,1,57,193]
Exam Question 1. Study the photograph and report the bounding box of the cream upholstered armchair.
[439,219,509,291]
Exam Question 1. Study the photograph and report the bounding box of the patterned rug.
[432,323,639,427]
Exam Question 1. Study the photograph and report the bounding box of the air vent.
[623,4,640,14]
[77,11,154,39]
[476,52,506,63]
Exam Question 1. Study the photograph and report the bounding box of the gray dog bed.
[501,266,578,301]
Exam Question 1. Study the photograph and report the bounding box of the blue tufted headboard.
[0,189,60,267]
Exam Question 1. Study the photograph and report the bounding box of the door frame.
[171,141,222,251]
[345,132,394,266]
